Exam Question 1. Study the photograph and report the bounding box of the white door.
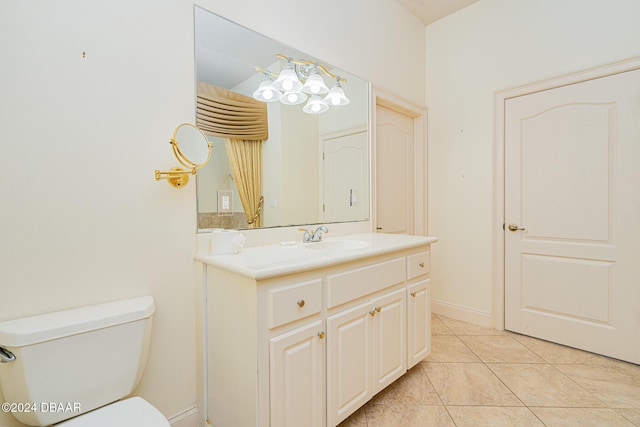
[505,68,640,364]
[322,130,369,223]
[270,320,325,427]
[375,106,414,234]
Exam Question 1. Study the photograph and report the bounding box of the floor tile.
[439,317,507,336]
[488,363,605,407]
[510,333,609,364]
[447,406,545,427]
[422,362,522,406]
[370,365,441,405]
[423,335,481,362]
[554,363,640,409]
[364,404,455,427]
[615,408,640,425]
[337,315,640,427]
[530,407,636,426]
[459,335,545,363]
[432,315,454,335]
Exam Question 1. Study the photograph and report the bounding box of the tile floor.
[338,314,640,426]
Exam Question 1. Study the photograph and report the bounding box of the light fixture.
[280,90,307,105]
[303,95,329,114]
[252,78,281,102]
[302,67,329,95]
[323,78,350,106]
[253,53,348,114]
[273,61,303,93]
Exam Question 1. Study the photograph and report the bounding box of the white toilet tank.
[0,296,155,426]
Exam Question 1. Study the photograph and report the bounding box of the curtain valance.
[196,81,268,141]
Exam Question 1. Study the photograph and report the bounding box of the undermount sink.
[305,239,371,251]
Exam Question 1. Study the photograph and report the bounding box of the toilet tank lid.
[0,296,155,347]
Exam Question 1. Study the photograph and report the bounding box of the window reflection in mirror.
[194,6,370,231]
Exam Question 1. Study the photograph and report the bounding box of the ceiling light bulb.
[282,80,293,91]
[302,95,329,114]
[262,89,274,100]
[323,81,350,106]
[253,79,282,102]
[302,72,329,95]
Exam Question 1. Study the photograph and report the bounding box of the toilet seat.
[56,397,170,427]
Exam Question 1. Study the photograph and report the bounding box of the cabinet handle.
[419,262,425,268]
[297,299,305,308]
[410,291,417,298]
[317,331,325,339]
[375,306,381,313]
[369,310,377,317]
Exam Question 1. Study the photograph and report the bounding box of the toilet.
[0,296,170,426]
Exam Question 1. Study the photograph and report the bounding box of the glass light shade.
[323,83,350,106]
[302,95,329,114]
[302,72,329,95]
[273,68,303,92]
[280,90,307,105]
[253,79,281,102]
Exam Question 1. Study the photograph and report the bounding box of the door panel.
[375,106,414,234]
[327,302,372,426]
[505,68,640,364]
[323,131,369,222]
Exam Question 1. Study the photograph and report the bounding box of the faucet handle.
[298,228,312,242]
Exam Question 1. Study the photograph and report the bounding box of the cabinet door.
[407,279,431,368]
[371,288,406,394]
[270,320,325,427]
[327,302,372,427]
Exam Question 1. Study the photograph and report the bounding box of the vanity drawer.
[327,258,405,309]
[407,251,430,280]
[268,279,322,329]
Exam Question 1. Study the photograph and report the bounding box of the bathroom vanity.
[194,233,436,427]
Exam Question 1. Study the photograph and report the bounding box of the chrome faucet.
[299,226,329,243]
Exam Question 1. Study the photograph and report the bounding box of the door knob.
[508,223,525,232]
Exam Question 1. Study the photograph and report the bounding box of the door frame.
[492,56,640,330]
[372,87,428,235]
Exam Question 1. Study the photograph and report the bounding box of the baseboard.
[431,299,493,328]
[169,405,199,427]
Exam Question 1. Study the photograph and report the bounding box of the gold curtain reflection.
[196,82,268,141]
[225,139,263,228]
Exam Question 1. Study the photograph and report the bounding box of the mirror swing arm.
[155,123,212,188]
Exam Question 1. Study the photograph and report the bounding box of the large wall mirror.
[194,6,370,231]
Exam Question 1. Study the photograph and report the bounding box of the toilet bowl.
[57,397,169,427]
[0,296,170,426]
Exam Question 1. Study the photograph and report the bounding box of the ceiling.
[397,0,480,25]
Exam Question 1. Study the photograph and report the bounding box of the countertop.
[194,232,437,280]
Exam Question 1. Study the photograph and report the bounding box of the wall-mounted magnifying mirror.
[155,123,213,188]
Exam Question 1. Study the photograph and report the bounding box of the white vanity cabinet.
[327,287,406,426]
[195,233,435,427]
[270,319,325,427]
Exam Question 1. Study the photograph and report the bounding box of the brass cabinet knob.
[419,262,425,268]
[410,291,417,298]
[375,306,381,313]
[369,310,377,317]
[317,331,325,339]
[297,299,305,308]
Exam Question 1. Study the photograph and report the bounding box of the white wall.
[0,1,424,426]
[426,0,640,322]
